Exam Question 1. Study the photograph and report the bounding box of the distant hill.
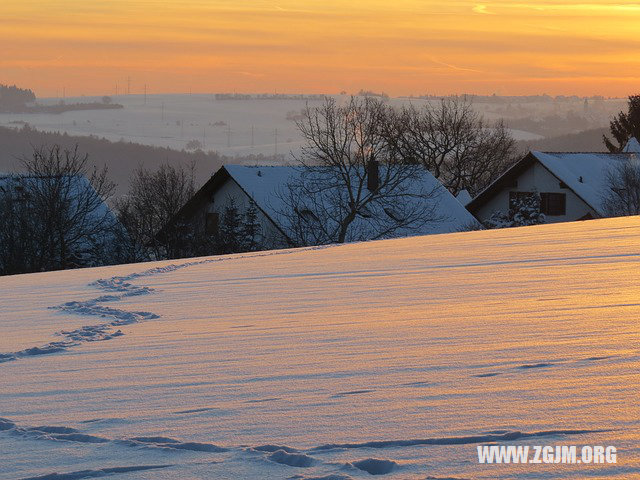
[20,102,124,114]
[0,126,280,195]
[516,127,610,153]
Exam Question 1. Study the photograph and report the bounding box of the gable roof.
[0,173,119,247]
[0,174,113,219]
[224,165,478,240]
[171,164,478,243]
[623,136,640,153]
[531,151,632,214]
[467,146,639,217]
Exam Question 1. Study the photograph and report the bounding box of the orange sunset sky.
[2,0,640,98]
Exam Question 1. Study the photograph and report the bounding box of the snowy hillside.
[1,217,640,479]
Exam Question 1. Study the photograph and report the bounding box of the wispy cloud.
[4,0,640,96]
[472,4,494,14]
[236,71,266,78]
[429,56,484,73]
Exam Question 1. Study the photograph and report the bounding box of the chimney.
[367,157,379,192]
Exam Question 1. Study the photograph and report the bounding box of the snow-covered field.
[0,94,542,158]
[1,217,639,479]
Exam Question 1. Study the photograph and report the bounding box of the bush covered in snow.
[484,192,545,229]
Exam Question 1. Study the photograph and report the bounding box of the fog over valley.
[0,92,627,194]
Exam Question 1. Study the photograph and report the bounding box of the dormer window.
[383,207,403,222]
[296,208,319,223]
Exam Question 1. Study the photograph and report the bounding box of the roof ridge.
[536,151,622,155]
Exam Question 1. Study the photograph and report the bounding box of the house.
[0,173,119,271]
[163,163,478,250]
[0,173,116,225]
[466,138,640,224]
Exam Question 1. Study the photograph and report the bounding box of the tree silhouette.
[604,95,640,152]
[0,145,116,275]
[279,96,443,246]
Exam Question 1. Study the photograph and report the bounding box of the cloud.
[472,4,494,14]
[236,71,266,78]
[428,56,484,73]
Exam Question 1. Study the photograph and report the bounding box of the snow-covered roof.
[467,142,640,217]
[224,164,478,240]
[455,189,472,206]
[531,151,635,215]
[623,137,640,153]
[0,173,115,227]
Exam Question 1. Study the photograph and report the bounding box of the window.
[205,212,219,235]
[540,192,566,216]
[383,207,403,222]
[357,206,373,219]
[295,208,319,223]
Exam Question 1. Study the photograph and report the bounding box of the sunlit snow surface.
[1,217,639,479]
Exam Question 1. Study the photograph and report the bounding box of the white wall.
[474,161,597,223]
[209,179,289,248]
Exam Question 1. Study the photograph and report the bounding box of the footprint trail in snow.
[0,262,205,363]
[0,247,329,364]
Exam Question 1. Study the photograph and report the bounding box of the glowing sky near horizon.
[2,1,640,97]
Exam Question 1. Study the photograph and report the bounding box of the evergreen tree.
[241,201,262,251]
[213,199,263,254]
[217,200,243,254]
[0,84,36,111]
[604,95,640,152]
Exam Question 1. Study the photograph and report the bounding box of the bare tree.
[278,96,442,246]
[114,163,196,260]
[602,160,640,216]
[392,96,517,197]
[0,184,39,274]
[0,144,116,275]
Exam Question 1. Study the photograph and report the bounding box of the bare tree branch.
[278,96,444,246]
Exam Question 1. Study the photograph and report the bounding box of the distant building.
[162,164,478,251]
[467,138,640,225]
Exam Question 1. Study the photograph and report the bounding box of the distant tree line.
[0,84,122,113]
[26,102,124,114]
[0,124,290,196]
[0,84,36,111]
[517,127,609,153]
[0,124,227,195]
[214,93,326,101]
[507,111,598,138]
[408,93,606,104]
